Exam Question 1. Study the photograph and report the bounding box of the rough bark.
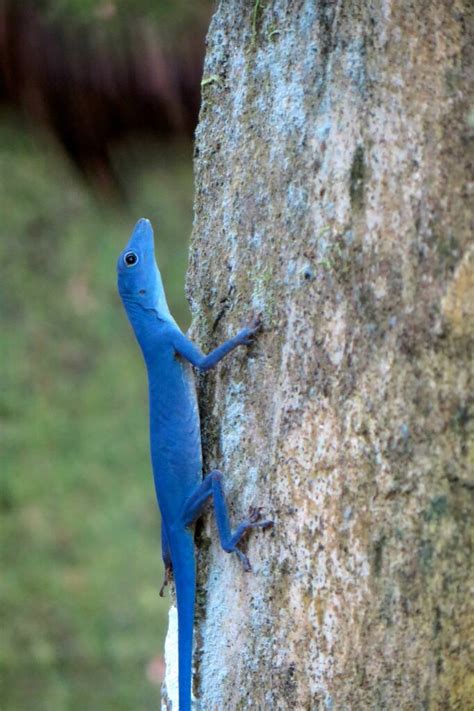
[163,1,473,709]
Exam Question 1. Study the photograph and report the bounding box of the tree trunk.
[163,1,473,709]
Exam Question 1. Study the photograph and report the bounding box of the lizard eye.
[124,251,139,267]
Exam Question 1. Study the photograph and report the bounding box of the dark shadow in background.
[0,0,207,193]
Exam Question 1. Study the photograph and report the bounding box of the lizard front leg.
[172,316,261,372]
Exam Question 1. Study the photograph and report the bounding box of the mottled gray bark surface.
[164,1,473,709]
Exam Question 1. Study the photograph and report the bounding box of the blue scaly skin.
[117,219,272,711]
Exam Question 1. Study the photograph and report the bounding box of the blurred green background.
[0,2,212,708]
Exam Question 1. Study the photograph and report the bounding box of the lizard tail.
[170,530,196,711]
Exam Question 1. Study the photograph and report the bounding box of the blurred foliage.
[0,112,194,709]
[37,0,214,38]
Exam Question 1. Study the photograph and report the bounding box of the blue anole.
[117,218,272,711]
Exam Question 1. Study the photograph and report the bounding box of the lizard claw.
[248,505,274,529]
[235,548,252,572]
[230,506,273,572]
[247,314,263,332]
[238,314,263,346]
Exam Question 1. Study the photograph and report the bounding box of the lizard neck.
[122,299,163,355]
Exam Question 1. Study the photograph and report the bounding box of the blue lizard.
[117,218,272,711]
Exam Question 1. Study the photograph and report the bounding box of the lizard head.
[117,218,173,321]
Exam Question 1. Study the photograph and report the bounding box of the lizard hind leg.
[159,563,172,598]
[181,469,273,572]
[159,521,173,597]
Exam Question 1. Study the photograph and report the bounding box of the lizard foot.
[230,507,273,572]
[247,505,274,530]
[238,314,263,345]
[235,548,252,573]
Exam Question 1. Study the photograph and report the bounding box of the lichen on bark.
[163,1,473,709]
